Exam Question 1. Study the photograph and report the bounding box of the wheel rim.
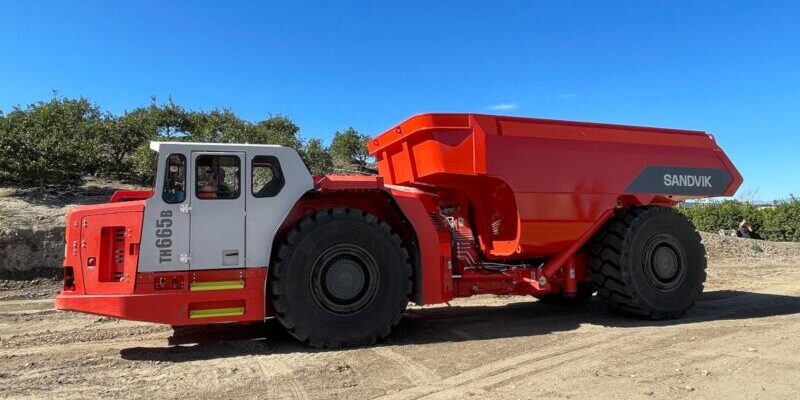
[642,234,687,292]
[310,244,380,315]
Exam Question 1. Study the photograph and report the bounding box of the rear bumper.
[55,268,267,326]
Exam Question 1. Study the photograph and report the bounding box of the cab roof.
[150,141,284,153]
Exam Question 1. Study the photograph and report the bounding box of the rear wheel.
[588,206,706,319]
[269,208,412,348]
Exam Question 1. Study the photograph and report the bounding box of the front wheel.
[587,206,706,319]
[269,208,412,348]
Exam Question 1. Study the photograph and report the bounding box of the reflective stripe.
[189,307,245,319]
[189,280,245,291]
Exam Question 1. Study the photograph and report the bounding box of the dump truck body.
[56,113,742,348]
[369,114,741,259]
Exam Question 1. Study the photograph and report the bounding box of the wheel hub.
[310,244,380,315]
[324,258,366,301]
[642,235,687,292]
[652,245,679,280]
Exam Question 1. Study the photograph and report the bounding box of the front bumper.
[55,268,268,326]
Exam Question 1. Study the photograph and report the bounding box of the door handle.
[223,250,240,266]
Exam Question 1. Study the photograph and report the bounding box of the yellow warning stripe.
[189,280,245,291]
[189,307,245,319]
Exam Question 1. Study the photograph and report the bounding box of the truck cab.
[139,142,313,272]
[56,142,313,324]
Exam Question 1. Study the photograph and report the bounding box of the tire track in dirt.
[256,356,310,400]
[0,298,53,313]
[0,309,57,317]
[420,319,784,399]
[0,323,170,345]
[372,347,440,385]
[0,331,168,356]
[375,332,628,400]
[417,331,675,400]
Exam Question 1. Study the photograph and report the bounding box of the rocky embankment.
[0,182,146,277]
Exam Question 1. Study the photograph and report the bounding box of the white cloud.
[487,102,517,111]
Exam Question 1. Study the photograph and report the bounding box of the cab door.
[189,152,246,269]
[139,151,191,273]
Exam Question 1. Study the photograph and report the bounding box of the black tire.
[587,206,706,319]
[269,208,412,348]
[535,282,595,305]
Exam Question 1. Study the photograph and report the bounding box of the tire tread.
[588,206,706,319]
[269,208,412,348]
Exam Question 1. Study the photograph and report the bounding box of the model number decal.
[155,210,173,263]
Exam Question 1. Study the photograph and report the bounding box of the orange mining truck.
[56,113,742,348]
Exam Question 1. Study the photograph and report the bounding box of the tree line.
[678,199,800,242]
[0,95,372,185]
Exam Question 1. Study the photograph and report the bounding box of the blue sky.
[1,1,798,200]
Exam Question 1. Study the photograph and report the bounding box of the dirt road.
[1,235,799,400]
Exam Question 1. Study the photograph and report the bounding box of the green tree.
[101,108,158,177]
[153,98,191,139]
[0,94,342,186]
[330,127,370,167]
[0,96,107,185]
[123,100,191,181]
[186,108,246,143]
[302,138,333,175]
[236,114,302,148]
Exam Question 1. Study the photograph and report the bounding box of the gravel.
[700,232,800,261]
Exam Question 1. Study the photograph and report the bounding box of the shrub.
[679,198,800,242]
[678,200,764,237]
[759,197,800,242]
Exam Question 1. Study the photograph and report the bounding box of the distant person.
[738,219,754,238]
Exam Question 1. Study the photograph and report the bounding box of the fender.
[382,185,453,304]
[281,175,453,305]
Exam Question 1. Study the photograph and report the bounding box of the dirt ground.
[1,235,799,400]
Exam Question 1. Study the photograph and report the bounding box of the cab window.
[162,154,186,204]
[252,156,285,198]
[195,155,241,200]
